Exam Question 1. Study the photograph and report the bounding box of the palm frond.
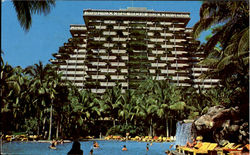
[12,0,55,31]
[238,28,249,57]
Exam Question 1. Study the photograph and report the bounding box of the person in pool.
[49,142,56,149]
[93,141,99,148]
[89,149,93,155]
[165,150,173,155]
[122,145,128,151]
[146,143,149,151]
[49,140,57,149]
[68,140,83,155]
[59,139,64,144]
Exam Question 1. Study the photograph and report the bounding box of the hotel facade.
[51,8,219,93]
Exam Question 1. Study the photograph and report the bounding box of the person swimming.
[89,149,93,155]
[146,143,149,151]
[59,139,64,144]
[122,145,128,151]
[165,150,173,155]
[49,141,56,149]
[93,141,99,148]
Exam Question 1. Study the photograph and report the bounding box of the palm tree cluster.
[193,1,249,119]
[1,59,231,139]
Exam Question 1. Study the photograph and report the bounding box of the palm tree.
[193,1,249,107]
[0,63,22,132]
[118,89,136,125]
[24,62,56,138]
[12,0,55,31]
[99,85,122,127]
[135,93,156,137]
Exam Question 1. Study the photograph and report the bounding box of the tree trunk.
[149,118,153,137]
[16,123,19,131]
[37,121,40,135]
[166,118,169,137]
[48,104,53,140]
[153,127,155,137]
[42,117,46,137]
[113,119,116,127]
[126,120,128,125]
[59,122,62,138]
[56,119,59,139]
[169,119,172,136]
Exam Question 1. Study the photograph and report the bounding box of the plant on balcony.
[163,26,169,31]
[116,30,124,37]
[88,41,104,49]
[106,24,113,30]
[130,30,146,37]
[88,30,102,37]
[155,43,162,49]
[128,41,147,50]
[114,42,123,48]
[130,23,146,28]
[106,36,112,42]
[116,20,123,24]
[105,74,111,81]
[154,31,161,37]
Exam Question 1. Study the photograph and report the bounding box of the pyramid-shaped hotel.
[50,7,220,93]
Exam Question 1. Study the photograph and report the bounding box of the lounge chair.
[221,144,245,154]
[179,142,203,153]
[186,142,213,155]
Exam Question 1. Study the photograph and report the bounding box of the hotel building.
[50,7,219,93]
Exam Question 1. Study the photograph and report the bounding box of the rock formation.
[193,105,249,145]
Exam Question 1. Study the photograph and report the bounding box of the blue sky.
[2,1,207,68]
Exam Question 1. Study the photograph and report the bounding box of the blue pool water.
[2,140,174,155]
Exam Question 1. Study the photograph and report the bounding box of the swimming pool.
[2,140,174,155]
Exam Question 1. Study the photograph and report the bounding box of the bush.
[106,124,144,137]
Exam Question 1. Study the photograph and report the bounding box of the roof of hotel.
[84,7,190,15]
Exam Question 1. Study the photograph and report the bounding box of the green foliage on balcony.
[59,48,74,55]
[130,55,147,60]
[106,36,112,42]
[116,20,123,24]
[71,37,82,43]
[86,55,97,59]
[106,24,113,30]
[105,74,111,81]
[116,30,123,37]
[88,30,102,37]
[130,30,147,36]
[155,43,162,49]
[154,31,161,37]
[85,81,100,88]
[60,53,70,59]
[163,26,169,31]
[114,42,123,48]
[126,48,133,54]
[106,49,112,54]
[127,41,147,50]
[130,23,146,28]
[88,41,104,49]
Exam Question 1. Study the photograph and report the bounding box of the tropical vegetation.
[193,1,249,119]
[1,59,230,140]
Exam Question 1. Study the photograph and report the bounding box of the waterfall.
[175,121,193,146]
